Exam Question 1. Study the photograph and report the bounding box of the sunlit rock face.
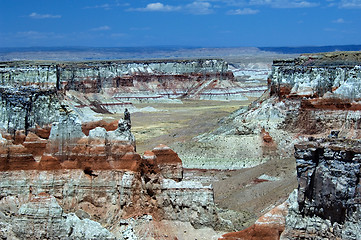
[280,138,361,240]
[0,107,219,238]
[214,52,361,238]
[269,52,361,99]
[0,125,220,239]
[0,86,60,133]
[0,59,244,106]
[245,52,361,139]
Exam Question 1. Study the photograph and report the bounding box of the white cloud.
[129,1,213,14]
[228,7,259,14]
[186,1,214,14]
[326,0,337,7]
[333,18,345,23]
[84,3,130,10]
[340,0,361,8]
[248,0,319,8]
[132,2,181,12]
[29,12,61,19]
[91,26,111,31]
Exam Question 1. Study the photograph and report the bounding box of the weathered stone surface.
[0,106,220,239]
[81,119,118,135]
[281,138,361,239]
[270,52,361,99]
[22,132,47,160]
[0,59,242,105]
[220,202,288,240]
[5,193,117,239]
[214,52,361,238]
[152,144,183,181]
[0,165,219,238]
[0,86,60,133]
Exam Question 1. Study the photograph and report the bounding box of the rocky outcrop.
[152,144,183,181]
[0,111,140,172]
[0,59,241,104]
[6,193,116,239]
[0,109,220,239]
[266,52,361,136]
[0,86,60,133]
[212,52,361,238]
[211,52,361,165]
[0,59,246,132]
[0,167,219,239]
[220,202,288,240]
[280,138,361,239]
[270,52,361,99]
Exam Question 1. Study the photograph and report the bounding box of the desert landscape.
[0,48,361,240]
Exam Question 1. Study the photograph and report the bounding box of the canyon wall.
[0,59,248,133]
[270,52,361,99]
[0,59,240,102]
[0,61,228,239]
[0,113,220,238]
[214,52,361,238]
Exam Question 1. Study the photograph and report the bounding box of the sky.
[0,0,361,48]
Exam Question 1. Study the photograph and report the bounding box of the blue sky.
[1,0,361,47]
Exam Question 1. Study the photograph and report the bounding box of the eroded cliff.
[0,113,221,238]
[215,51,361,239]
[0,86,222,239]
[281,138,361,239]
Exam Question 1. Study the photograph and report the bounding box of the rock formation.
[0,59,241,108]
[216,51,361,239]
[206,52,361,168]
[219,202,288,240]
[280,137,361,239]
[0,58,228,238]
[0,112,221,238]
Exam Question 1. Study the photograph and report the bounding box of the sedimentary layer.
[215,51,361,239]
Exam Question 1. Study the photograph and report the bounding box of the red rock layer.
[22,132,48,158]
[219,202,288,240]
[40,135,141,171]
[152,144,183,180]
[33,124,52,139]
[261,128,273,143]
[300,98,361,111]
[64,72,234,94]
[81,120,118,136]
[0,132,185,175]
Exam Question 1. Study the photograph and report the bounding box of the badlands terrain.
[1,49,361,239]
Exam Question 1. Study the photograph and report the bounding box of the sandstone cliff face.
[270,52,361,99]
[216,52,361,163]
[0,108,220,239]
[0,59,239,102]
[0,86,60,133]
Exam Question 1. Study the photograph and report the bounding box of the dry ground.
[131,100,255,154]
